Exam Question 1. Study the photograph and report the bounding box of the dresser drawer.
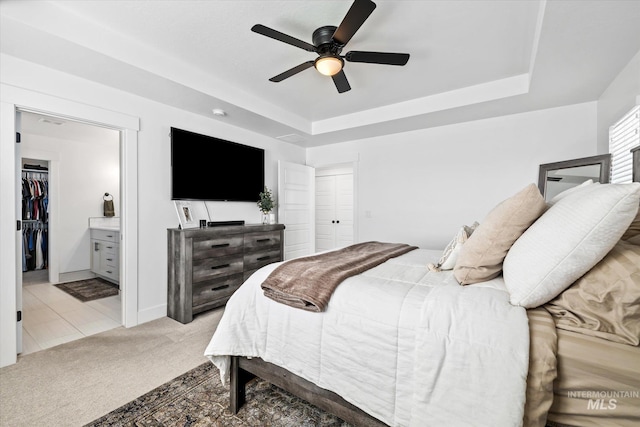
[244,231,281,252]
[192,273,243,309]
[91,229,119,242]
[192,235,244,260]
[244,249,282,272]
[192,254,243,283]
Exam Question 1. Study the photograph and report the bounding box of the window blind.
[609,105,639,183]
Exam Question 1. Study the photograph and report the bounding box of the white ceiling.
[2,0,640,147]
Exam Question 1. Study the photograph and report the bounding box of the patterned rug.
[86,362,350,427]
[54,277,119,302]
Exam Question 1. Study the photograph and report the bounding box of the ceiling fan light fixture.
[314,56,343,76]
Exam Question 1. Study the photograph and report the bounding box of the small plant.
[257,186,276,214]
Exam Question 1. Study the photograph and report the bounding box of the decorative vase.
[262,213,269,224]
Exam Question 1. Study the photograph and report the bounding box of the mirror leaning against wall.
[538,154,612,201]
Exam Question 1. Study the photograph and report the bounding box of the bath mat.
[55,277,119,302]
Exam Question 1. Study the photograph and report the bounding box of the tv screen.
[171,127,265,201]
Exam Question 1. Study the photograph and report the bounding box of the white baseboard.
[58,270,95,284]
[137,303,167,325]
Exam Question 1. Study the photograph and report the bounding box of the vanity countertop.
[89,216,120,231]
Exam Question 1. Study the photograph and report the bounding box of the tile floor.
[21,270,121,355]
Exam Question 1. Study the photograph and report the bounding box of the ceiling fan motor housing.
[312,26,343,55]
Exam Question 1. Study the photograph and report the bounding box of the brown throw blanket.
[261,241,418,312]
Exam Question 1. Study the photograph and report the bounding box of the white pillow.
[547,179,595,206]
[431,222,479,271]
[503,183,640,308]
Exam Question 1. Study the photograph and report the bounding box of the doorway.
[0,91,139,367]
[315,164,355,252]
[19,111,121,355]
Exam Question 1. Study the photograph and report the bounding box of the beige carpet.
[0,308,224,427]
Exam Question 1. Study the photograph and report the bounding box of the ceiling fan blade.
[331,0,376,46]
[269,61,315,82]
[345,51,410,66]
[331,70,351,93]
[251,24,317,52]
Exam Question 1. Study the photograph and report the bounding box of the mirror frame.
[632,145,639,182]
[538,154,611,198]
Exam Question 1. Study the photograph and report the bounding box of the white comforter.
[204,249,529,427]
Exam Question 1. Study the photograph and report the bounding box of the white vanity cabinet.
[90,228,119,284]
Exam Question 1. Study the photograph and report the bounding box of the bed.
[205,180,640,426]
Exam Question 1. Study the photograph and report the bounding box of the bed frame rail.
[230,356,387,427]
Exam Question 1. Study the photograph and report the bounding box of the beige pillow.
[453,184,546,285]
[621,205,640,241]
[544,239,640,345]
[628,234,640,245]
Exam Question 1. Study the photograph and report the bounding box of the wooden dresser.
[168,223,285,323]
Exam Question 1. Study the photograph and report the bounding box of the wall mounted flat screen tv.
[171,127,265,201]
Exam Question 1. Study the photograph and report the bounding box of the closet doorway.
[315,165,355,252]
[19,111,122,355]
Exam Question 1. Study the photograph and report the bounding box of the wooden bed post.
[230,356,254,414]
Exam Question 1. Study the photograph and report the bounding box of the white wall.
[307,102,598,250]
[597,48,640,153]
[1,53,306,323]
[21,131,119,273]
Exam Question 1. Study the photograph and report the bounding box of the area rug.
[54,277,119,302]
[86,362,350,426]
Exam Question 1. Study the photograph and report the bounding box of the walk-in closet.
[22,163,49,274]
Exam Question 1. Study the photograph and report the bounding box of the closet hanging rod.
[22,171,49,178]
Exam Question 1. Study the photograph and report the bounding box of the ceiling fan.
[251,0,410,93]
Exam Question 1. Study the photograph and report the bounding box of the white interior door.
[15,111,22,354]
[335,173,354,247]
[315,170,354,252]
[278,161,315,260]
[315,175,335,252]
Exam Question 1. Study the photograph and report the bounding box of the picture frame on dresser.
[174,200,210,229]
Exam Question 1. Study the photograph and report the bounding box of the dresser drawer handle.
[106,258,113,261]
[106,235,113,238]
[211,284,230,291]
[211,264,230,270]
[211,243,230,248]
[256,238,271,243]
[106,246,114,249]
[257,256,271,261]
[106,270,113,274]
